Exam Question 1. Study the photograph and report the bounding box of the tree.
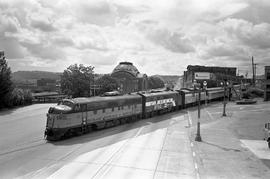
[95,75,119,95]
[0,56,13,108]
[148,76,165,89]
[60,64,94,98]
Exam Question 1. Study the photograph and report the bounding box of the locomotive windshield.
[58,100,74,108]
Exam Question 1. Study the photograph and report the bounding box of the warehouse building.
[182,65,240,88]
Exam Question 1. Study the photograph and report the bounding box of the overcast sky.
[0,0,269,76]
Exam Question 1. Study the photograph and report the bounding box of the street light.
[220,81,229,117]
[194,81,202,142]
[203,81,208,106]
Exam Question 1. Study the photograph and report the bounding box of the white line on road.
[204,109,215,121]
[194,163,198,169]
[91,126,146,179]
[187,111,192,126]
[197,172,200,179]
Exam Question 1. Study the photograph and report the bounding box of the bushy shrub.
[148,76,165,89]
[3,88,33,107]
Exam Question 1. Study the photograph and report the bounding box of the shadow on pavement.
[202,141,241,152]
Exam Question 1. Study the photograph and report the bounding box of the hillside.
[12,71,61,82]
[155,75,180,82]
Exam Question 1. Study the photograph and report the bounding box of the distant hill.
[12,71,61,82]
[153,75,180,83]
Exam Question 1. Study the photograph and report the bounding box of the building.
[264,66,270,101]
[111,62,148,94]
[183,65,239,88]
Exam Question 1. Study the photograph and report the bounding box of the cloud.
[220,18,270,49]
[21,41,66,60]
[72,0,117,26]
[0,37,26,59]
[136,20,196,53]
[30,17,56,32]
[0,15,19,33]
[146,28,195,53]
[233,0,270,24]
[1,0,270,76]
[52,36,74,47]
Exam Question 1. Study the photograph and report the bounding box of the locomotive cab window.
[60,100,74,108]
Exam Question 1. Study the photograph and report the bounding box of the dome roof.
[112,62,140,77]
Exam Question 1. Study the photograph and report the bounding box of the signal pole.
[254,63,258,86]
[252,56,255,86]
[194,80,202,142]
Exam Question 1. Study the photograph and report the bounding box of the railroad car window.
[118,106,121,110]
[121,106,124,110]
[82,105,87,112]
[128,105,130,109]
[94,110,97,114]
[74,104,80,112]
[112,107,114,112]
[103,109,105,113]
[87,104,91,110]
[135,104,137,108]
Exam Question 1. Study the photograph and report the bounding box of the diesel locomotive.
[44,87,239,141]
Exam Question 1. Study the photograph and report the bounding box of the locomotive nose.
[48,107,53,113]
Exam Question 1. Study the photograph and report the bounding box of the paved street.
[0,104,196,179]
[187,99,270,178]
[1,100,270,179]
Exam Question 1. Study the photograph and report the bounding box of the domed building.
[111,62,148,94]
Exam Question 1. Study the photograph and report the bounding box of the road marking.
[190,142,194,147]
[204,109,214,121]
[241,140,270,160]
[194,163,198,169]
[192,152,196,157]
[134,126,144,137]
[197,172,200,179]
[187,111,192,126]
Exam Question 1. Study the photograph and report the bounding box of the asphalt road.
[187,99,270,171]
[1,100,269,179]
[0,103,195,179]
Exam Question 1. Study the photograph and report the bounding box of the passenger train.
[44,86,241,141]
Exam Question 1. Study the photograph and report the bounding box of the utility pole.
[252,56,255,86]
[254,63,258,86]
[194,80,202,142]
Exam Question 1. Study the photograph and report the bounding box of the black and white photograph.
[0,0,270,178]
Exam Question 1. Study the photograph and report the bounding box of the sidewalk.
[188,104,270,179]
